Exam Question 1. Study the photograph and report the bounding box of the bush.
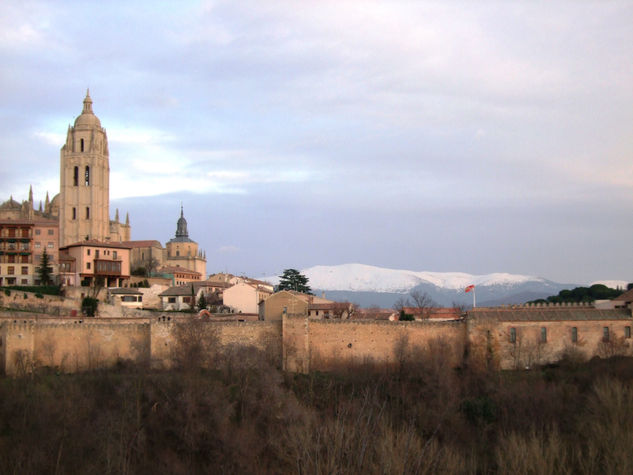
[4,289,10,296]
[35,293,44,299]
[81,297,99,317]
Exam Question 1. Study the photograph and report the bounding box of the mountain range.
[266,263,625,308]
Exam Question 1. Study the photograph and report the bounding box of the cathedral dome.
[73,90,102,129]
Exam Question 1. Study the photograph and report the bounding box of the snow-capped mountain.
[266,263,577,308]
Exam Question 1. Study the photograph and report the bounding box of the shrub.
[4,289,10,296]
[35,293,44,299]
[81,297,99,317]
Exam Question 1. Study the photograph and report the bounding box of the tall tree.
[37,249,53,286]
[277,269,313,294]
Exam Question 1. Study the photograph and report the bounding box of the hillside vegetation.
[2,345,633,474]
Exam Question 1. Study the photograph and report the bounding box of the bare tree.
[409,289,437,309]
[330,302,358,319]
[393,296,410,312]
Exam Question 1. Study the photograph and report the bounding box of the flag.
[465,284,475,293]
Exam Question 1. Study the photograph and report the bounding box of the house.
[155,265,201,286]
[259,290,333,321]
[307,302,356,319]
[58,240,131,287]
[158,283,207,311]
[223,281,273,314]
[109,287,143,309]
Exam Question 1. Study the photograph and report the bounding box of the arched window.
[80,138,84,152]
[85,166,90,186]
[73,166,79,186]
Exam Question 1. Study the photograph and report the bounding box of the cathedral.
[0,92,206,286]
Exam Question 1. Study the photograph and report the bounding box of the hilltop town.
[1,94,632,376]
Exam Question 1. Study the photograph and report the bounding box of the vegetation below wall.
[1,285,61,296]
[2,349,633,473]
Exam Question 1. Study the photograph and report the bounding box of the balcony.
[94,259,122,276]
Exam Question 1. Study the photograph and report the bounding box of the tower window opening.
[72,207,76,220]
[85,166,90,186]
[86,207,90,219]
[80,138,84,152]
[73,166,79,186]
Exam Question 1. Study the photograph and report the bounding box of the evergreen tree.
[37,249,53,286]
[277,268,313,294]
[197,293,207,311]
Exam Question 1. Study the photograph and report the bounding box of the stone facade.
[59,91,130,246]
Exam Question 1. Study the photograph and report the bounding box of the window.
[22,228,29,238]
[80,138,84,152]
[7,266,14,275]
[8,255,15,263]
[87,249,91,256]
[21,242,29,250]
[72,207,76,220]
[87,262,91,270]
[85,166,90,186]
[73,166,79,186]
[21,266,28,275]
[510,327,516,343]
[48,229,54,235]
[35,242,41,249]
[86,207,90,219]
[113,251,117,260]
[47,242,54,248]
[95,250,99,258]
[21,255,28,263]
[21,279,28,284]
[626,327,631,339]
[603,327,610,342]
[540,327,547,343]
[168,297,176,303]
[571,327,578,343]
[35,229,41,235]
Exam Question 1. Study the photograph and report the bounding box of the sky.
[1,1,632,284]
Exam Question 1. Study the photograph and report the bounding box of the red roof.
[60,239,132,250]
[119,240,163,248]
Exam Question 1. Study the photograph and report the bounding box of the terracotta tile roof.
[470,307,631,322]
[61,239,132,250]
[119,240,163,248]
[159,284,204,297]
[158,265,200,276]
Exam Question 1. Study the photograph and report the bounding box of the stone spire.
[28,185,33,205]
[176,205,189,238]
[125,212,129,225]
[83,89,93,114]
[115,208,119,221]
[45,192,50,213]
[38,201,42,212]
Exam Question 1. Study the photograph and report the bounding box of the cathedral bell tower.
[59,90,110,247]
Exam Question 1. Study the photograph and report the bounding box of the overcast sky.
[1,1,632,284]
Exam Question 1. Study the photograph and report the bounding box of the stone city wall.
[282,315,466,373]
